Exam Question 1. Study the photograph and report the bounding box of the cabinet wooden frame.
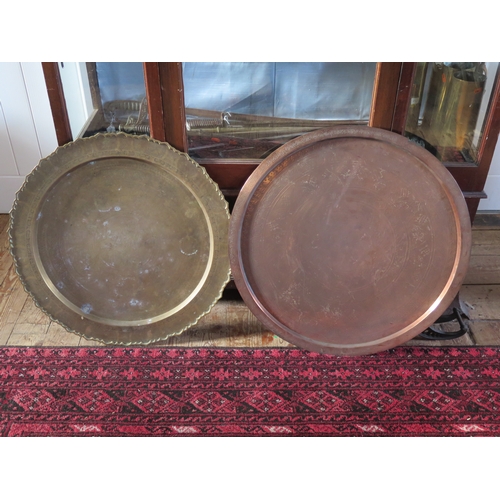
[42,62,72,146]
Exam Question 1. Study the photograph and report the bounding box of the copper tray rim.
[229,126,472,356]
[9,132,231,345]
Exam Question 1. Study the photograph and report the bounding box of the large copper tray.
[10,133,230,345]
[229,127,471,355]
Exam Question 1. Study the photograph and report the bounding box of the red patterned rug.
[1,346,500,436]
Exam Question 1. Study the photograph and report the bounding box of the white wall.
[0,62,58,213]
[479,140,500,211]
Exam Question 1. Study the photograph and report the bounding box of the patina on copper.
[229,126,471,356]
[9,133,230,345]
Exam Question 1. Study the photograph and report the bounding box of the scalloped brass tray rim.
[9,133,230,345]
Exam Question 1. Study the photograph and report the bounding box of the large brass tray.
[229,127,471,356]
[9,133,230,345]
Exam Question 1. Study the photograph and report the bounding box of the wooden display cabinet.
[42,62,500,222]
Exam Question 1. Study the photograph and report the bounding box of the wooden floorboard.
[0,263,28,345]
[0,215,8,239]
[464,229,500,285]
[1,212,500,348]
[43,322,81,346]
[465,256,500,285]
[0,219,13,288]
[472,212,500,230]
[460,285,500,320]
[470,230,500,255]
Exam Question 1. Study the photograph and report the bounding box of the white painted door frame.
[0,62,57,213]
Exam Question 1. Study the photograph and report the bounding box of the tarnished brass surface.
[9,133,230,345]
[229,127,471,356]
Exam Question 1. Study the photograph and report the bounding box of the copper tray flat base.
[10,133,230,345]
[229,127,471,356]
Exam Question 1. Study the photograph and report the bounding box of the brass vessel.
[420,62,486,154]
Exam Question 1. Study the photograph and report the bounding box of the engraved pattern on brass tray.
[9,133,230,345]
[229,127,472,356]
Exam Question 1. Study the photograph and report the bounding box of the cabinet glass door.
[58,62,149,139]
[405,62,499,163]
[182,62,377,160]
